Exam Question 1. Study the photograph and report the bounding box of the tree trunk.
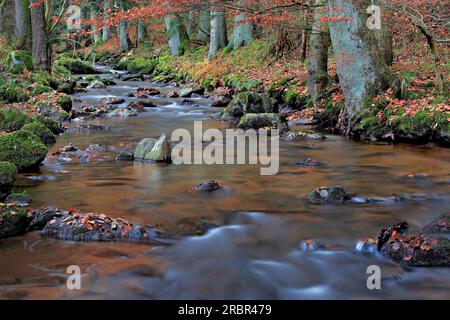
[118,0,129,51]
[372,1,393,66]
[102,0,111,42]
[90,9,101,44]
[327,0,391,133]
[137,19,146,44]
[15,0,32,50]
[187,11,195,36]
[165,15,188,56]
[300,10,309,62]
[307,0,331,105]
[227,6,254,51]
[30,0,50,70]
[208,11,227,59]
[197,10,210,43]
[0,0,15,36]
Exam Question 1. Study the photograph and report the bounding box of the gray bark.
[30,0,49,70]
[197,10,210,43]
[118,0,129,51]
[165,15,188,56]
[15,0,32,50]
[187,11,195,35]
[102,0,111,42]
[137,19,146,43]
[90,9,101,44]
[227,9,253,51]
[307,0,331,105]
[208,11,227,59]
[327,0,391,132]
[0,0,15,36]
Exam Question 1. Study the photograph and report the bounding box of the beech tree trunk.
[30,0,50,70]
[227,2,253,51]
[137,19,146,44]
[102,0,111,42]
[15,0,32,50]
[165,15,188,56]
[90,9,101,44]
[197,10,210,43]
[327,0,391,132]
[118,0,129,51]
[187,11,195,36]
[208,11,227,59]
[0,0,15,36]
[307,0,331,105]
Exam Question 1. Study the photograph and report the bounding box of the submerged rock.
[116,151,134,161]
[237,113,288,131]
[308,186,349,204]
[281,130,326,142]
[192,180,222,192]
[127,101,156,112]
[87,80,107,89]
[134,134,172,163]
[5,192,32,206]
[290,158,324,167]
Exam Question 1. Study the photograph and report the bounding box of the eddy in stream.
[171,121,280,176]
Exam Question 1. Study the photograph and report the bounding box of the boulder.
[0,130,48,172]
[0,110,34,132]
[192,180,222,192]
[224,92,277,118]
[308,186,349,204]
[0,161,17,200]
[106,108,138,118]
[87,80,107,89]
[116,151,134,161]
[20,122,56,146]
[134,134,172,163]
[0,204,30,238]
[179,85,205,98]
[5,192,32,206]
[127,101,156,112]
[281,130,326,142]
[237,113,288,131]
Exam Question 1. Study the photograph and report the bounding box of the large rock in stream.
[134,134,172,163]
[0,204,31,238]
[224,92,277,118]
[237,113,288,131]
[308,186,349,204]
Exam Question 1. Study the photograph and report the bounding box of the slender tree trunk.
[300,10,309,62]
[197,10,210,43]
[165,14,188,56]
[90,8,100,44]
[307,0,331,105]
[137,19,146,44]
[30,0,50,70]
[102,0,111,42]
[327,0,391,133]
[118,0,129,51]
[227,3,254,51]
[0,0,15,36]
[208,11,227,59]
[187,11,195,36]
[15,0,32,50]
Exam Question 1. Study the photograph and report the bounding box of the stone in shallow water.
[290,158,324,167]
[87,80,106,89]
[116,151,134,161]
[134,134,172,163]
[299,239,325,251]
[192,180,222,192]
[355,238,378,254]
[308,186,348,204]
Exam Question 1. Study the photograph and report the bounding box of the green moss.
[126,57,157,74]
[0,110,34,132]
[6,191,31,205]
[54,57,99,74]
[0,80,30,103]
[32,84,53,95]
[0,204,29,238]
[283,86,311,109]
[0,161,18,197]
[5,50,33,74]
[33,116,64,134]
[0,130,48,172]
[56,95,73,112]
[20,122,56,145]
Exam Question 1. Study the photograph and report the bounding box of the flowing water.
[0,69,449,300]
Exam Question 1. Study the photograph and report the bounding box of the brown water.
[0,69,449,299]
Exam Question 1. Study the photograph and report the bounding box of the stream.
[0,67,449,299]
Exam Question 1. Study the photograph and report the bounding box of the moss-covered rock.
[134,134,172,163]
[33,116,64,134]
[237,113,287,130]
[5,50,33,74]
[126,57,157,74]
[0,81,30,103]
[0,110,34,132]
[6,191,32,206]
[56,95,73,112]
[35,100,71,122]
[54,57,99,74]
[0,204,30,238]
[308,186,349,204]
[224,92,277,118]
[0,161,18,199]
[21,122,56,145]
[0,130,48,172]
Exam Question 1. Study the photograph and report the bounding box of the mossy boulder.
[281,130,326,141]
[6,191,32,206]
[0,204,30,238]
[0,82,30,103]
[5,50,33,74]
[0,130,48,172]
[237,113,287,130]
[0,161,18,199]
[56,95,73,112]
[134,134,172,163]
[54,57,99,74]
[33,116,65,134]
[21,122,56,145]
[35,101,71,122]
[0,110,34,132]
[224,92,277,118]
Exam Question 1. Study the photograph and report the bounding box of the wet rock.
[21,122,56,146]
[192,180,222,192]
[299,239,325,251]
[5,192,32,206]
[130,88,160,98]
[127,101,156,112]
[224,92,277,118]
[0,204,30,238]
[281,130,326,142]
[355,238,378,254]
[422,213,450,235]
[210,95,232,108]
[85,144,107,152]
[100,97,126,105]
[41,211,174,244]
[180,99,196,105]
[290,158,324,167]
[60,143,78,153]
[179,85,205,98]
[175,217,220,236]
[122,74,145,82]
[237,113,288,131]
[87,80,106,89]
[106,108,138,118]
[0,161,17,200]
[308,186,349,204]
[134,134,172,163]
[116,151,134,161]
[168,91,179,98]
[27,206,60,230]
[77,124,110,132]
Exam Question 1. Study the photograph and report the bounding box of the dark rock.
[224,92,277,118]
[179,85,205,98]
[422,213,450,235]
[87,80,106,89]
[180,99,195,105]
[281,130,326,142]
[237,113,288,131]
[127,101,156,112]
[100,97,126,105]
[168,91,179,98]
[290,158,324,167]
[175,217,220,236]
[308,186,349,204]
[0,205,30,238]
[77,124,110,132]
[27,206,60,230]
[210,96,232,108]
[193,180,222,192]
[116,151,134,161]
[5,192,32,206]
[299,239,325,251]
[355,238,378,254]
